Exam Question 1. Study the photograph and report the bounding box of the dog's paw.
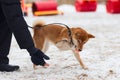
[81,66,88,70]
[83,67,88,70]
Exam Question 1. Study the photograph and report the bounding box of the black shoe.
[0,64,20,72]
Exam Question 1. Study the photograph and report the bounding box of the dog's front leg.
[72,50,88,70]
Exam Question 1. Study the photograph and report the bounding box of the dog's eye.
[83,41,87,43]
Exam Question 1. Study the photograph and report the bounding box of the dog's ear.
[88,33,95,38]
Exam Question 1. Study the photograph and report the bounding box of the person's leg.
[0,4,19,72]
[1,2,49,59]
[1,2,50,68]
[1,2,34,49]
[0,4,12,65]
[0,20,11,64]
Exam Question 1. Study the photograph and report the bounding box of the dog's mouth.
[75,46,82,52]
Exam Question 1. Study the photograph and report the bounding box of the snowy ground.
[0,4,120,80]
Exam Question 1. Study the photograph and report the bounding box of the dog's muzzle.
[75,45,82,52]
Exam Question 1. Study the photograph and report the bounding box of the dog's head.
[72,28,95,52]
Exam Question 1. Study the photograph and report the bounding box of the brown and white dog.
[32,20,95,69]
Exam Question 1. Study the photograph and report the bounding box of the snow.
[0,4,120,80]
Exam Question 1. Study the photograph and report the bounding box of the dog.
[32,20,95,69]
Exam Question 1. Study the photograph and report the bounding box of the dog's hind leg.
[33,36,44,50]
[72,50,88,70]
[42,39,49,53]
[33,37,49,69]
[33,35,49,53]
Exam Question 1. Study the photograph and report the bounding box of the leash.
[28,23,74,46]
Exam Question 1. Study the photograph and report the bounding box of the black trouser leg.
[0,3,49,67]
[1,2,34,49]
[0,5,12,64]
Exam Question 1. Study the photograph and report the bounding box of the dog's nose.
[78,49,82,51]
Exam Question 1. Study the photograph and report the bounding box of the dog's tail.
[32,20,45,39]
[33,20,45,28]
[32,20,45,32]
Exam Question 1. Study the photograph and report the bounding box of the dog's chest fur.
[55,40,72,51]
